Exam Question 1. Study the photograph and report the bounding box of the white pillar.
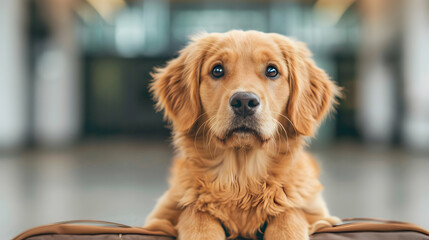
[356,0,399,144]
[34,0,81,146]
[0,0,27,150]
[402,0,429,151]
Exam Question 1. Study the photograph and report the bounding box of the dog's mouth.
[229,126,259,136]
[217,126,268,144]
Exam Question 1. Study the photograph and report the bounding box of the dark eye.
[265,66,279,79]
[211,65,224,79]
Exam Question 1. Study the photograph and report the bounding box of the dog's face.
[198,33,290,147]
[151,30,338,149]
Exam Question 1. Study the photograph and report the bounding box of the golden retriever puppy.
[145,30,340,240]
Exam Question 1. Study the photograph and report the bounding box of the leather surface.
[15,219,429,240]
[27,234,174,240]
[24,231,429,240]
[311,231,429,240]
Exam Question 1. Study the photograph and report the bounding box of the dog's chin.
[217,126,269,148]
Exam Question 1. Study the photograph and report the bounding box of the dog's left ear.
[272,34,340,136]
[150,34,213,132]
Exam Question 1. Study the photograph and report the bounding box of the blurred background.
[1,0,429,239]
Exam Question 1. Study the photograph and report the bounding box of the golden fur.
[145,30,341,240]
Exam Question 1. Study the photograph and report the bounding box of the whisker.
[193,112,219,154]
[194,117,211,153]
[274,118,289,156]
[272,111,298,139]
[206,116,218,159]
[186,112,209,135]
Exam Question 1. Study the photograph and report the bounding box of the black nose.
[229,92,260,118]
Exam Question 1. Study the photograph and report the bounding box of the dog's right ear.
[150,34,213,132]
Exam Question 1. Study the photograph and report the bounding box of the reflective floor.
[1,139,428,239]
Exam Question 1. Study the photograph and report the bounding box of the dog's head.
[151,30,339,149]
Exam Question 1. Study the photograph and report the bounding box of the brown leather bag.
[14,218,429,240]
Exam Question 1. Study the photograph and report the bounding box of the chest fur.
[180,149,291,238]
[190,180,288,239]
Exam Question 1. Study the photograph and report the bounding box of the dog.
[144,30,341,240]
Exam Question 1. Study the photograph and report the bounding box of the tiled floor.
[1,139,428,239]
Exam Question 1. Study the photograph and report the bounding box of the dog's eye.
[265,66,279,79]
[211,65,224,79]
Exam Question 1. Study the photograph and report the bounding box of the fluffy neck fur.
[173,130,305,192]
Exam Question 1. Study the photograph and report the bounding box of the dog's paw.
[178,230,225,240]
[264,230,309,240]
[308,216,341,234]
[144,218,177,236]
[264,224,309,240]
